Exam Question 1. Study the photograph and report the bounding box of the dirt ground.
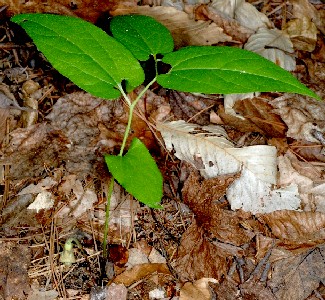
[0,0,325,299]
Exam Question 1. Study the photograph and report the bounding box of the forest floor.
[0,0,325,299]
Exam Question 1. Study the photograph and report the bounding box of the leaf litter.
[0,0,325,299]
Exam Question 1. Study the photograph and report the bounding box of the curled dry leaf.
[174,220,229,282]
[289,0,325,35]
[283,17,318,52]
[209,0,271,31]
[158,120,301,214]
[244,28,296,71]
[271,94,325,143]
[233,97,288,137]
[194,4,253,43]
[258,210,325,244]
[110,5,232,48]
[268,244,325,300]
[182,172,252,245]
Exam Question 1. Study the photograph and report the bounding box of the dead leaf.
[0,242,31,299]
[174,220,230,282]
[289,0,325,35]
[182,172,252,245]
[194,4,253,43]
[217,104,264,134]
[233,97,288,137]
[180,278,218,300]
[258,210,325,244]
[3,0,120,23]
[268,244,325,300]
[240,280,276,300]
[113,263,171,286]
[271,94,325,143]
[244,28,296,71]
[209,0,271,31]
[110,5,232,49]
[3,92,123,180]
[3,123,69,179]
[283,17,318,52]
[167,90,217,125]
[159,121,300,214]
[213,277,239,300]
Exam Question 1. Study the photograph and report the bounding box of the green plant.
[11,13,321,256]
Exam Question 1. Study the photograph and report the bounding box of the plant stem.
[102,177,114,258]
[118,76,157,156]
[102,77,157,257]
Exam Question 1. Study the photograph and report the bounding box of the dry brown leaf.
[0,242,31,299]
[283,17,318,52]
[3,123,69,179]
[174,220,230,282]
[271,94,325,143]
[2,0,125,23]
[217,104,264,134]
[258,210,325,244]
[182,172,253,245]
[289,0,325,35]
[234,97,287,137]
[180,278,218,300]
[113,263,171,286]
[110,5,232,48]
[240,280,277,300]
[213,277,239,300]
[268,244,325,300]
[194,4,253,43]
[291,141,325,163]
[3,92,124,180]
[167,90,217,125]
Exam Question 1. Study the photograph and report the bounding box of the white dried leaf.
[235,1,271,31]
[149,288,165,299]
[210,0,271,30]
[126,248,149,269]
[158,120,301,213]
[27,191,54,213]
[244,28,296,71]
[228,168,300,213]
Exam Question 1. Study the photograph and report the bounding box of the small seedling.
[60,237,82,266]
[11,13,321,256]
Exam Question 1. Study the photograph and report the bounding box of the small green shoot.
[11,13,321,257]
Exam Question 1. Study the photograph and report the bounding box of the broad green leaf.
[104,138,163,208]
[110,15,174,61]
[11,13,144,99]
[157,46,321,100]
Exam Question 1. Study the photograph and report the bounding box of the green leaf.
[157,46,321,100]
[11,13,144,99]
[104,138,163,208]
[110,15,174,61]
